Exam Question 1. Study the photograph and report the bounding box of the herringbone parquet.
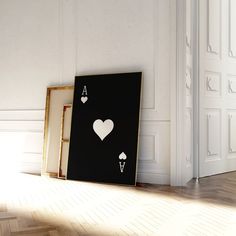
[0,172,236,235]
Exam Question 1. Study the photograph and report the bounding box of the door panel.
[199,0,236,177]
[207,110,221,158]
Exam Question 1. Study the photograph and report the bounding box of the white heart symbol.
[119,152,127,160]
[81,96,88,103]
[93,119,114,141]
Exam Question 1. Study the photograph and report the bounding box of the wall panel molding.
[141,0,158,114]
[138,121,170,183]
[0,121,44,133]
[145,0,170,121]
[0,109,44,121]
[139,135,156,162]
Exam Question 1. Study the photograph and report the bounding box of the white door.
[198,0,236,177]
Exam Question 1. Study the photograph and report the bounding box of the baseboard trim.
[137,172,170,185]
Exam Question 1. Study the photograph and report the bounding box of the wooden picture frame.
[42,86,74,176]
[58,104,72,179]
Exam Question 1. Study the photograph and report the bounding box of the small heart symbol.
[93,119,114,141]
[119,152,127,160]
[81,96,88,103]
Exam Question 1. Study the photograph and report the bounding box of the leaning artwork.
[67,72,142,185]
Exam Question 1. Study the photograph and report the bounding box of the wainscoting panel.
[139,135,155,162]
[0,110,44,175]
[137,121,170,184]
[20,153,42,174]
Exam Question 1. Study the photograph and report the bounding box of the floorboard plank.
[0,172,235,235]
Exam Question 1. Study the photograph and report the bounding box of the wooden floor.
[0,172,236,235]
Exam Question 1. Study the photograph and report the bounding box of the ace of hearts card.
[67,72,142,185]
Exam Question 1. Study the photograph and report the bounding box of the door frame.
[170,0,199,186]
[192,0,199,179]
[170,0,186,186]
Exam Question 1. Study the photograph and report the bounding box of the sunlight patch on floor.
[0,174,236,235]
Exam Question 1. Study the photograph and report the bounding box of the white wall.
[0,0,172,184]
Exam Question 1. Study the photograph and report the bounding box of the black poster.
[67,72,142,185]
